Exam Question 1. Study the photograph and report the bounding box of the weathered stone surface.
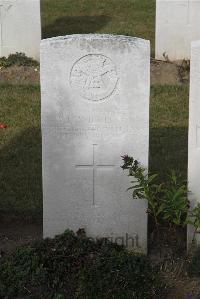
[188,40,200,247]
[0,0,41,60]
[156,0,200,61]
[41,34,150,252]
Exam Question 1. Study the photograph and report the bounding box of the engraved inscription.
[58,111,129,124]
[42,111,132,139]
[76,144,115,205]
[70,54,119,102]
[42,111,132,140]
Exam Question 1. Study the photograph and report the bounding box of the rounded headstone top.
[41,34,150,48]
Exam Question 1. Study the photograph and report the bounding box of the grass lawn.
[41,0,156,55]
[0,0,189,219]
[150,85,189,179]
[0,85,42,220]
[0,84,189,219]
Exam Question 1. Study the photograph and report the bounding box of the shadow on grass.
[0,128,42,221]
[149,126,188,180]
[149,126,188,255]
[0,126,188,222]
[42,15,112,39]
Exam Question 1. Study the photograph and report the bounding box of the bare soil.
[0,60,189,86]
[0,220,42,254]
[0,65,40,85]
[151,59,189,85]
[165,272,200,299]
[149,254,200,298]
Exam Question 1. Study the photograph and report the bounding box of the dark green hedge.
[0,230,166,298]
[0,53,39,68]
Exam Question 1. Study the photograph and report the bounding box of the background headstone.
[188,40,200,247]
[0,0,41,60]
[41,34,150,253]
[156,0,200,61]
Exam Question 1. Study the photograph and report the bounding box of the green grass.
[0,1,188,219]
[0,84,189,219]
[41,0,155,54]
[150,85,189,180]
[0,85,42,220]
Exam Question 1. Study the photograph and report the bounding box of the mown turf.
[0,85,42,220]
[41,0,155,54]
[150,85,189,180]
[0,84,189,219]
[0,0,188,219]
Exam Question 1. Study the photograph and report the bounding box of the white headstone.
[41,34,150,253]
[0,0,41,60]
[156,0,200,61]
[188,40,200,247]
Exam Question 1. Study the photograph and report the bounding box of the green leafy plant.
[0,52,39,68]
[121,155,191,252]
[191,203,200,233]
[188,203,200,248]
[162,170,189,227]
[77,246,166,299]
[187,246,200,277]
[121,155,163,241]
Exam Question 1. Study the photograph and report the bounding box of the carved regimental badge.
[70,54,119,102]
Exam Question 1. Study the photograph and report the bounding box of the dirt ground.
[150,59,190,85]
[0,65,40,85]
[0,221,42,254]
[167,277,200,299]
[0,59,190,86]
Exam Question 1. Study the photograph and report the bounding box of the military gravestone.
[188,40,200,247]
[0,0,41,60]
[156,0,200,60]
[41,34,150,252]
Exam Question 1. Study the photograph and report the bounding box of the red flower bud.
[121,154,129,162]
[0,124,7,129]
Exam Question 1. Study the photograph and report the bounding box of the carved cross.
[76,144,115,205]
